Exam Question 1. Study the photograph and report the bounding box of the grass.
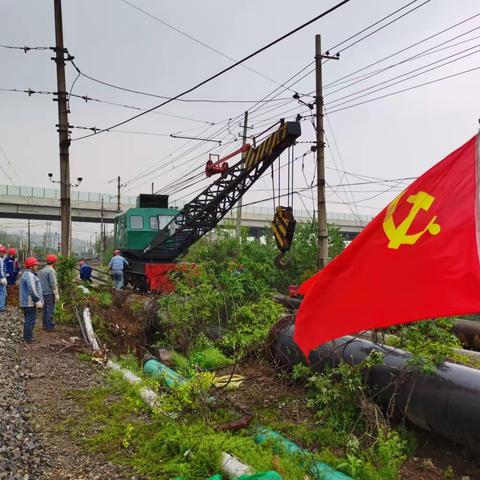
[65,371,310,479]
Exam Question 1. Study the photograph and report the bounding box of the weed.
[129,300,144,316]
[68,373,309,479]
[77,352,93,362]
[388,318,461,373]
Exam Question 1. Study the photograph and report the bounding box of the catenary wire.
[324,25,480,97]
[324,12,480,89]
[325,64,480,114]
[69,0,352,141]
[118,0,308,94]
[326,43,480,107]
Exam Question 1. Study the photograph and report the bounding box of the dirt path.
[1,306,137,480]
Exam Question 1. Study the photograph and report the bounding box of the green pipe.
[176,473,281,480]
[143,358,186,387]
[255,428,352,480]
[239,473,282,479]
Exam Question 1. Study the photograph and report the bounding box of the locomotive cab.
[113,194,181,290]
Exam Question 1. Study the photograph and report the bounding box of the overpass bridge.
[0,184,372,239]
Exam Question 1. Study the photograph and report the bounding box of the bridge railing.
[0,184,137,207]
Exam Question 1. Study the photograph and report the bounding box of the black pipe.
[453,318,480,350]
[273,294,302,310]
[271,319,480,454]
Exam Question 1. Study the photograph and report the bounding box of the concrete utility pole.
[27,219,31,256]
[100,197,105,261]
[315,34,339,270]
[54,0,72,257]
[235,111,249,239]
[117,176,121,212]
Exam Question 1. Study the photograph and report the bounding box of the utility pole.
[27,219,31,256]
[100,197,105,262]
[117,176,121,212]
[54,0,72,257]
[315,34,339,270]
[235,111,249,239]
[151,182,154,194]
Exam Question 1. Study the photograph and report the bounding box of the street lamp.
[48,173,83,187]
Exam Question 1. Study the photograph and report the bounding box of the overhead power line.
[326,43,480,108]
[130,0,433,193]
[0,87,219,125]
[70,0,352,141]
[0,44,53,52]
[324,25,480,97]
[324,12,480,89]
[118,0,304,93]
[326,64,480,114]
[69,61,293,104]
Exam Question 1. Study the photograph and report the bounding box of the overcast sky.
[1,0,480,239]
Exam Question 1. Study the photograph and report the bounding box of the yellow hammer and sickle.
[382,191,441,249]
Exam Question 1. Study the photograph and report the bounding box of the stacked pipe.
[270,319,480,454]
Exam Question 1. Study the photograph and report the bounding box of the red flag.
[294,134,480,357]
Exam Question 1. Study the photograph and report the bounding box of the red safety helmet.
[8,248,16,255]
[25,257,39,268]
[114,249,121,255]
[46,254,58,263]
[0,245,6,253]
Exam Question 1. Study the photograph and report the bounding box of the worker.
[5,248,20,285]
[108,249,129,290]
[79,260,92,283]
[0,245,7,312]
[19,257,43,343]
[38,254,60,331]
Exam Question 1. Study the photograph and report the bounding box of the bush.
[389,318,461,373]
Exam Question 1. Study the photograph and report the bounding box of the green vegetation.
[69,226,478,479]
[55,256,86,325]
[283,352,410,480]
[92,289,113,308]
[67,372,309,479]
[158,224,344,356]
[388,318,462,373]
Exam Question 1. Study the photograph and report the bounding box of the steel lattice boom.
[139,121,301,261]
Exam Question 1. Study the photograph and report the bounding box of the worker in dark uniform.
[79,260,93,283]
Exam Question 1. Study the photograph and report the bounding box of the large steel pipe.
[453,318,480,350]
[271,319,480,454]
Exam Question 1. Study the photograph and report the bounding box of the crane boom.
[139,120,301,261]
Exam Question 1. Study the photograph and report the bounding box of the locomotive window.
[150,216,159,230]
[130,215,144,230]
[159,215,175,230]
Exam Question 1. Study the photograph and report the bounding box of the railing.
[0,184,137,206]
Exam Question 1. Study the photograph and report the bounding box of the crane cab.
[113,194,181,291]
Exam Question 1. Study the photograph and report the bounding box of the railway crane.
[113,120,301,291]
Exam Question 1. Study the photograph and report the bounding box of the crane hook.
[274,251,292,269]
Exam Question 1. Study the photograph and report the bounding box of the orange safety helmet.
[25,257,39,268]
[8,248,16,255]
[114,249,121,255]
[0,245,6,253]
[46,254,58,263]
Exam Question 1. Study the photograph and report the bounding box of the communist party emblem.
[383,191,441,249]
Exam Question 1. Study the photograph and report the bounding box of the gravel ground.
[0,306,137,480]
[0,309,49,479]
